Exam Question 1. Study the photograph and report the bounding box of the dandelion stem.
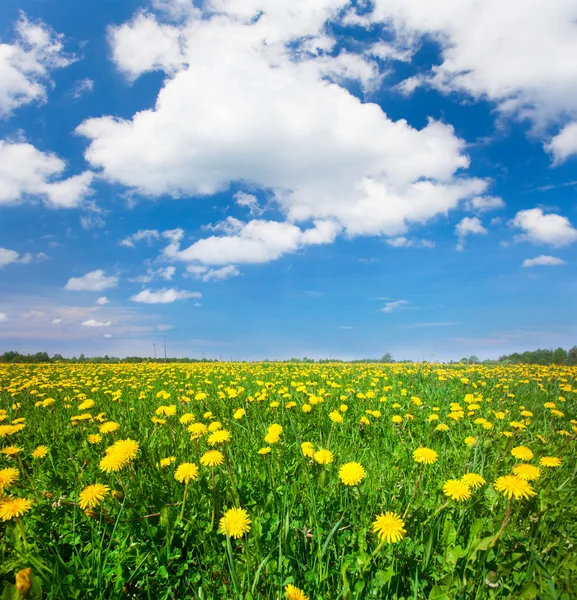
[404,463,424,518]
[180,481,188,521]
[491,499,512,547]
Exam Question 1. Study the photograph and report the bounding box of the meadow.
[0,362,575,600]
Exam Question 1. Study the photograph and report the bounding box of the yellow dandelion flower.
[264,432,280,444]
[208,421,223,432]
[464,436,477,447]
[0,467,19,491]
[207,430,232,446]
[301,442,314,458]
[435,423,449,432]
[313,449,333,465]
[258,447,271,455]
[372,512,406,544]
[301,404,312,413]
[79,484,110,510]
[461,473,486,489]
[159,456,176,468]
[200,450,224,468]
[174,462,199,483]
[513,464,540,481]
[218,507,251,539]
[339,462,365,486]
[15,568,32,594]
[188,422,208,439]
[494,475,536,500]
[443,479,471,501]
[392,415,403,424]
[329,410,343,423]
[233,408,246,420]
[1,446,23,456]
[539,456,561,467]
[88,434,102,444]
[99,421,120,434]
[0,497,33,521]
[180,413,195,424]
[511,446,533,461]
[413,447,438,465]
[285,584,309,600]
[31,445,49,459]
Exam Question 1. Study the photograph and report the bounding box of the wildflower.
[88,434,102,444]
[258,447,271,455]
[188,422,208,439]
[329,410,343,423]
[513,464,540,481]
[413,447,438,465]
[443,479,471,501]
[511,446,534,461]
[151,417,166,425]
[1,446,23,456]
[285,584,309,600]
[174,462,199,483]
[0,468,19,491]
[264,432,281,444]
[15,568,32,594]
[99,421,120,434]
[461,473,486,489]
[79,484,110,510]
[99,439,139,473]
[301,442,314,458]
[180,413,195,424]
[339,462,365,486]
[32,445,49,459]
[372,512,406,543]
[233,408,246,420]
[392,415,403,424]
[435,424,449,432]
[207,430,232,446]
[159,456,176,468]
[0,497,33,521]
[313,449,333,465]
[464,436,477,447]
[494,475,536,500]
[539,456,561,468]
[208,421,223,432]
[200,450,224,467]
[218,507,251,538]
[301,404,312,413]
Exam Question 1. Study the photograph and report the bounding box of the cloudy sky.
[1,0,576,361]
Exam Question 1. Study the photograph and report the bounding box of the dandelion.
[208,421,223,432]
[301,404,312,413]
[494,475,536,500]
[79,484,110,510]
[392,415,403,424]
[512,464,540,481]
[301,442,314,458]
[207,430,231,446]
[372,512,406,543]
[32,445,49,459]
[443,479,471,501]
[0,497,33,521]
[413,447,438,465]
[540,456,561,467]
[264,432,281,444]
[88,434,102,444]
[159,456,176,468]
[0,467,19,491]
[188,422,208,439]
[99,421,120,434]
[339,462,365,486]
[179,413,195,424]
[15,568,32,594]
[99,438,139,473]
[435,423,449,432]
[313,449,333,465]
[258,447,271,455]
[464,436,477,447]
[329,410,343,423]
[1,446,23,456]
[511,446,533,461]
[200,450,224,468]
[285,584,309,600]
[461,473,486,489]
[233,408,246,420]
[174,462,199,483]
[218,507,251,539]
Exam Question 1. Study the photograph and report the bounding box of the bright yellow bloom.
[511,446,534,461]
[180,413,195,424]
[32,445,49,459]
[233,408,246,420]
[0,497,33,521]
[159,456,176,468]
[313,449,333,465]
[301,442,314,458]
[392,415,403,424]
[435,423,449,432]
[88,434,102,444]
[301,404,312,413]
[461,473,485,489]
[15,568,32,594]
[264,432,281,444]
[208,421,223,432]
[329,410,343,423]
[285,584,309,600]
[494,475,536,500]
[1,446,23,456]
[218,507,251,539]
[188,422,208,439]
[99,439,139,473]
[372,512,406,543]
[539,456,561,467]
[200,450,224,467]
[339,462,365,486]
[207,430,232,446]
[513,464,540,481]
[443,479,471,501]
[174,462,199,483]
[413,447,438,465]
[0,467,19,491]
[79,484,110,510]
[258,447,271,455]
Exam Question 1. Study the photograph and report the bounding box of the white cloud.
[455,216,487,250]
[522,255,566,268]
[64,270,119,291]
[0,141,93,208]
[51,318,62,324]
[71,78,94,99]
[465,196,505,212]
[186,264,240,281]
[130,265,176,283]
[81,319,112,328]
[512,208,577,247]
[0,313,8,322]
[382,300,408,313]
[119,229,169,247]
[96,296,109,305]
[0,13,74,116]
[546,121,577,164]
[385,237,435,248]
[76,5,493,252]
[130,287,201,304]
[0,248,20,268]
[234,191,262,216]
[165,219,339,265]
[103,333,113,339]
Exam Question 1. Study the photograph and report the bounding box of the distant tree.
[381,353,394,363]
[552,347,567,365]
[468,355,479,364]
[567,346,577,366]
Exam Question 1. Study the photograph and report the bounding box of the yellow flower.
[179,413,195,424]
[461,473,485,489]
[79,484,110,510]
[392,415,403,424]
[511,446,534,461]
[258,447,271,455]
[464,436,477,447]
[32,445,49,459]
[329,410,343,423]
[435,423,449,432]
[207,430,232,446]
[233,408,246,420]
[285,584,309,600]
[218,507,251,539]
[188,422,208,439]
[0,497,33,521]
[494,475,536,500]
[99,439,139,473]
[539,456,561,467]
[313,449,333,465]
[301,442,314,458]
[413,447,438,465]
[301,404,312,413]
[264,432,281,444]
[0,467,19,491]
[88,434,102,444]
[372,512,406,543]
[443,479,471,501]
[208,421,223,432]
[159,456,176,468]
[200,450,224,467]
[174,462,199,483]
[15,568,32,594]
[1,446,23,456]
[339,462,365,486]
[513,464,540,481]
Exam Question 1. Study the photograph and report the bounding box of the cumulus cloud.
[119,229,180,247]
[234,191,262,216]
[64,270,119,291]
[546,122,577,164]
[186,264,240,281]
[0,141,94,208]
[103,333,113,338]
[81,319,112,327]
[382,300,408,313]
[455,217,487,250]
[51,318,62,324]
[522,255,566,268]
[465,196,505,212]
[512,208,577,247]
[0,13,74,116]
[130,265,176,283]
[385,237,435,248]
[96,296,109,305]
[129,287,201,303]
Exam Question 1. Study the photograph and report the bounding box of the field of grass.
[0,362,576,599]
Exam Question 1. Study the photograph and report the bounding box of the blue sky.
[1,0,576,361]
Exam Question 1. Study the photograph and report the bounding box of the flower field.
[0,362,576,599]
